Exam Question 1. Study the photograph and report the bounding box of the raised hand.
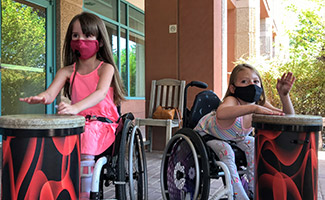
[276,72,296,96]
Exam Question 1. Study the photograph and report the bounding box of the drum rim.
[0,126,84,137]
[0,114,85,129]
[252,114,323,127]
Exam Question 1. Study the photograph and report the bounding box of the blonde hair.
[62,12,125,105]
[224,63,266,105]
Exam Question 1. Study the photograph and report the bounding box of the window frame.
[0,0,56,114]
[83,0,145,100]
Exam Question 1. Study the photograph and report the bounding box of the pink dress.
[70,61,119,155]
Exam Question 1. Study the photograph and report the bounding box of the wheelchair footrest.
[89,192,100,200]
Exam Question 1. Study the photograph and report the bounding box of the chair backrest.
[186,90,221,129]
[148,78,186,118]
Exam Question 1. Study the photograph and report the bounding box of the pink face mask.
[70,40,99,60]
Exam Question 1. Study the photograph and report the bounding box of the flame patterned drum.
[0,114,85,200]
[252,114,323,200]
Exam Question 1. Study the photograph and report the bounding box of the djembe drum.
[0,114,85,200]
[253,114,323,200]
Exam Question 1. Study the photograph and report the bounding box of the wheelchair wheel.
[161,128,210,200]
[126,125,148,199]
[115,118,132,199]
[116,119,148,200]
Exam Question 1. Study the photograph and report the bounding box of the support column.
[260,18,273,58]
[221,0,228,97]
[235,0,260,60]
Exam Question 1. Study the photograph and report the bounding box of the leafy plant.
[1,0,46,114]
[235,1,325,117]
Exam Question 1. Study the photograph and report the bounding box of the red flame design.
[255,130,318,200]
[2,135,80,199]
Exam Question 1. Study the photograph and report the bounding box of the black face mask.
[233,84,263,103]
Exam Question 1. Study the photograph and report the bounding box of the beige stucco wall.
[126,0,144,10]
[235,0,260,60]
[57,0,83,69]
[260,18,273,58]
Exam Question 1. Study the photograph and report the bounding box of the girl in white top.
[195,63,295,199]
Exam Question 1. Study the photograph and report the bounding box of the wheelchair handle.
[187,81,208,89]
[183,81,208,128]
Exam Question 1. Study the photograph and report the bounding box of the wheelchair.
[85,112,148,200]
[160,81,248,200]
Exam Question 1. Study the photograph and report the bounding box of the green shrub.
[1,69,45,114]
[236,2,325,117]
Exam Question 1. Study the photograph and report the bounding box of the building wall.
[260,18,273,58]
[179,0,223,106]
[145,0,276,150]
[227,7,236,80]
[144,0,179,150]
[227,0,273,73]
[235,0,261,60]
[57,0,83,72]
[145,0,223,150]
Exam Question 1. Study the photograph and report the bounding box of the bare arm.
[273,72,296,114]
[20,66,72,104]
[216,96,281,120]
[215,96,284,128]
[58,63,115,114]
[258,72,295,115]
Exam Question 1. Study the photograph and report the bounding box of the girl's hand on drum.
[255,105,284,116]
[57,102,79,115]
[19,96,47,104]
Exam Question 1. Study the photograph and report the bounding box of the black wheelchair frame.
[160,81,248,200]
[89,112,148,200]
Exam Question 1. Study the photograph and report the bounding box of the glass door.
[0,0,55,115]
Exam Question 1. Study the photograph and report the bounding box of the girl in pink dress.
[20,12,125,197]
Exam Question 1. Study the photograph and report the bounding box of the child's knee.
[208,140,235,161]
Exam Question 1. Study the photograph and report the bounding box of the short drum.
[252,114,323,200]
[0,114,85,200]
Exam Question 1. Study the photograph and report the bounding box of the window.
[129,32,144,97]
[84,0,145,98]
[0,0,56,115]
[129,7,144,33]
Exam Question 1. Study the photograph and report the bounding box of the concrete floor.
[0,149,324,199]
[102,150,325,200]
[143,151,325,200]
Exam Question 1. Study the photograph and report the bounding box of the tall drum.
[0,114,85,200]
[252,114,323,200]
